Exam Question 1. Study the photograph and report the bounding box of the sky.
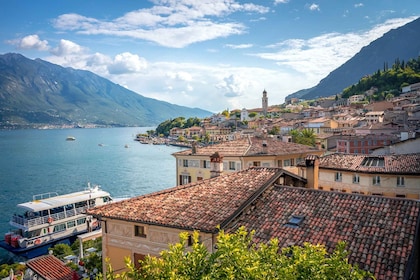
[1,1,419,113]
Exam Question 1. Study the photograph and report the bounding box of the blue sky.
[1,0,419,113]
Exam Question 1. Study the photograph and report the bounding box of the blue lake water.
[0,127,186,263]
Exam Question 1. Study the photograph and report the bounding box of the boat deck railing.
[11,206,89,228]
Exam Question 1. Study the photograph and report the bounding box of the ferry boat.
[0,184,112,259]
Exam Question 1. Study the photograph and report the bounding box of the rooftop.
[317,153,420,174]
[26,255,76,280]
[226,185,420,279]
[88,167,281,233]
[172,136,320,157]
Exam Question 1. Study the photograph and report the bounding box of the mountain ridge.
[0,53,212,129]
[286,17,420,101]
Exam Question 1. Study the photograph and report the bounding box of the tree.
[290,128,316,147]
[102,227,372,280]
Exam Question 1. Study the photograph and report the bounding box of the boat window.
[103,196,112,203]
[67,220,76,228]
[41,210,49,217]
[53,223,66,233]
[75,201,87,208]
[24,229,41,238]
[65,204,74,211]
[89,199,96,207]
[77,217,86,225]
[50,206,64,215]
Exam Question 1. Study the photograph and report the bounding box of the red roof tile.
[26,255,76,280]
[172,136,320,157]
[88,167,281,232]
[227,186,420,280]
[317,153,420,174]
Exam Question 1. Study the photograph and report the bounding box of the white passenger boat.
[0,183,112,259]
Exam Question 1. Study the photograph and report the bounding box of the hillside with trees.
[341,56,420,100]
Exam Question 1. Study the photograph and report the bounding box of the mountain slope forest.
[286,17,420,101]
[341,56,420,100]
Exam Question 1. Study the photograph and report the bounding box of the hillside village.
[5,85,420,279]
[89,83,420,279]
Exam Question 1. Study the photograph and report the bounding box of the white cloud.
[50,39,86,56]
[8,34,49,51]
[225,43,253,49]
[52,0,270,48]
[216,73,257,98]
[108,52,148,74]
[253,16,418,85]
[308,3,320,11]
[354,3,364,8]
[274,0,289,4]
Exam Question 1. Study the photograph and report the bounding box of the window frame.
[335,172,342,182]
[134,225,147,238]
[397,176,405,187]
[372,175,381,185]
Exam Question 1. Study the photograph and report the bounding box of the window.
[335,172,342,182]
[182,159,188,167]
[229,161,236,170]
[362,157,384,167]
[53,223,66,233]
[277,160,282,167]
[353,174,360,184]
[135,225,146,238]
[253,161,261,167]
[285,215,305,228]
[77,218,86,225]
[197,176,203,181]
[396,194,406,198]
[67,220,76,228]
[283,159,290,167]
[202,160,210,168]
[372,176,381,185]
[397,176,405,187]
[180,175,191,185]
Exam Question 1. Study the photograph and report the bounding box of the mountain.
[0,53,212,128]
[286,17,420,101]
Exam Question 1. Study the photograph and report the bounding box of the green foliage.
[342,56,420,98]
[268,126,280,135]
[50,243,74,257]
[248,112,257,118]
[155,117,201,136]
[102,227,373,280]
[0,263,26,278]
[290,128,316,147]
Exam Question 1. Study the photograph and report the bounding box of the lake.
[0,127,186,263]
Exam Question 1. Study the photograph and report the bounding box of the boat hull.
[0,231,86,259]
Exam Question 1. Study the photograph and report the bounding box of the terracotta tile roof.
[26,255,76,280]
[172,136,320,157]
[88,167,281,233]
[226,186,420,280]
[317,153,420,174]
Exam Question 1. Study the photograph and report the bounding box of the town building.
[25,255,77,280]
[88,167,420,280]
[297,153,420,199]
[171,135,323,185]
[335,134,400,154]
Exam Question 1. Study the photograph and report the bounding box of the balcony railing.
[11,206,88,228]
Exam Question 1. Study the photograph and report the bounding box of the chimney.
[305,155,319,189]
[191,141,197,154]
[210,152,224,178]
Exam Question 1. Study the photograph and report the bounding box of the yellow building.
[172,135,323,185]
[298,153,420,199]
[88,166,420,279]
